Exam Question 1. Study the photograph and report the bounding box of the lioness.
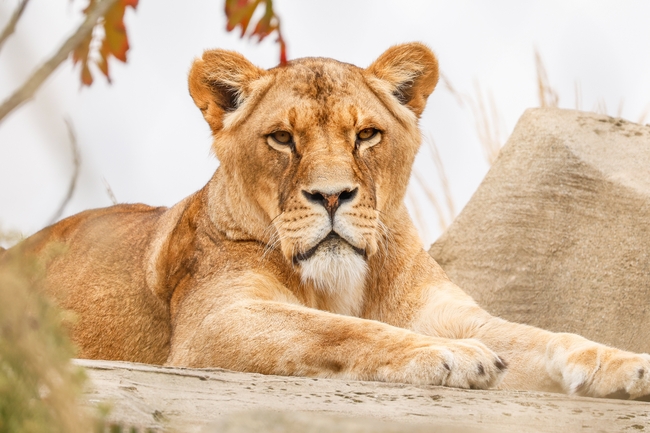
[5,43,650,399]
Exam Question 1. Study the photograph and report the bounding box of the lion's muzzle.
[293,232,365,265]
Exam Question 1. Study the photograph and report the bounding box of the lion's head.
[188,43,438,296]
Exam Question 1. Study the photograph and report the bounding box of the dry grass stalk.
[537,48,648,123]
[638,103,650,124]
[474,83,503,165]
[616,98,625,118]
[407,132,457,240]
[405,190,432,243]
[593,97,608,115]
[439,73,503,165]
[423,133,456,219]
[535,48,559,108]
[574,81,582,110]
[412,171,448,235]
[410,73,505,240]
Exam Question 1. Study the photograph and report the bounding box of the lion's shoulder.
[14,203,165,258]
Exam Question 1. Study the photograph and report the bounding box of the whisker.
[260,212,286,262]
[375,211,396,274]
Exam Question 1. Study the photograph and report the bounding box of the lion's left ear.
[366,43,439,117]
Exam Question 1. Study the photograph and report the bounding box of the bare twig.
[102,177,118,205]
[535,48,559,108]
[0,0,120,124]
[0,0,30,54]
[48,118,81,225]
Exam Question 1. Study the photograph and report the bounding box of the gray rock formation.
[430,108,650,353]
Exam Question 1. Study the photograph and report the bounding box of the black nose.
[302,188,358,219]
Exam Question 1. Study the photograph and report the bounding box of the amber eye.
[270,130,293,145]
[357,128,378,141]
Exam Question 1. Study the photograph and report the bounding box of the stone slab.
[78,359,650,433]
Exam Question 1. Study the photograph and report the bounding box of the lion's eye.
[357,128,378,141]
[355,128,382,151]
[270,131,293,145]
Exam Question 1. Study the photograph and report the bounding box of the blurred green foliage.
[0,245,92,433]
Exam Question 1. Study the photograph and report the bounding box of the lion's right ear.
[366,43,439,118]
[188,49,265,133]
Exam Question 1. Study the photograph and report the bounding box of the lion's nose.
[302,188,358,219]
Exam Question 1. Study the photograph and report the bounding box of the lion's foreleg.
[476,318,650,399]
[410,279,650,399]
[166,276,505,389]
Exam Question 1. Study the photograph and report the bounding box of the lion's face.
[189,44,438,293]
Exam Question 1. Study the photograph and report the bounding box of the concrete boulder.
[430,108,650,353]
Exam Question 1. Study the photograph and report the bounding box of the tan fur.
[5,43,650,398]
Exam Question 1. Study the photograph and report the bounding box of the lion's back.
[9,203,172,364]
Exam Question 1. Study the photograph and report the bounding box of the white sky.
[1,0,649,248]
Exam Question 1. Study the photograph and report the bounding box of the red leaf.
[251,12,276,42]
[97,42,111,83]
[225,0,259,36]
[72,30,94,86]
[71,0,138,87]
[224,0,288,66]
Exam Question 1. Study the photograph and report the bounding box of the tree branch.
[48,118,81,225]
[0,0,121,125]
[0,0,30,54]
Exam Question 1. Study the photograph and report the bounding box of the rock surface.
[78,359,650,432]
[430,108,650,354]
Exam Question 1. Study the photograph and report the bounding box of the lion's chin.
[297,235,368,294]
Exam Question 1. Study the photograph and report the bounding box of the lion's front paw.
[549,336,650,399]
[393,338,507,390]
[570,350,650,399]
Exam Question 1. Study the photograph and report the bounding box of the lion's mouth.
[293,232,365,264]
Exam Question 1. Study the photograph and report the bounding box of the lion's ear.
[366,43,439,117]
[188,49,265,133]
